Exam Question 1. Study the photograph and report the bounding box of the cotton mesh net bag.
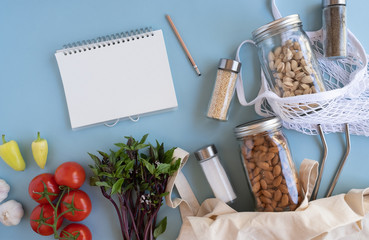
[235,0,369,136]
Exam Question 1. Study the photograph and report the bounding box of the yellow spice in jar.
[207,69,238,120]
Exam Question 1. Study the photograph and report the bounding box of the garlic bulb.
[0,200,24,226]
[0,179,10,203]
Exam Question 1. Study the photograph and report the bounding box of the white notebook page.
[55,29,177,129]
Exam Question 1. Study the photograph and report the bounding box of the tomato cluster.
[28,162,92,240]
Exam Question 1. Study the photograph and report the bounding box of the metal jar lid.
[194,144,217,161]
[323,0,346,7]
[234,117,282,140]
[218,58,242,73]
[252,14,302,44]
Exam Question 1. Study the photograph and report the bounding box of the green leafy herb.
[153,217,167,238]
[89,134,180,240]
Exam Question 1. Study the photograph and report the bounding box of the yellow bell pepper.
[0,135,26,171]
[32,132,48,169]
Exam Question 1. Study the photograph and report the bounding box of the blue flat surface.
[1,0,369,239]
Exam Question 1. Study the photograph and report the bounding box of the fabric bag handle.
[165,148,200,220]
[235,40,280,108]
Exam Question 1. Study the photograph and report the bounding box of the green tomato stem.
[44,187,73,240]
[41,222,54,228]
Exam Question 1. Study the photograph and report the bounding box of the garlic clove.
[0,200,24,226]
[0,179,10,203]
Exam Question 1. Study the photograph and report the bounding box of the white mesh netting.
[235,0,369,136]
[251,29,369,136]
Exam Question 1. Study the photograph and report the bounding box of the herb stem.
[101,187,128,240]
[144,207,160,240]
[122,194,140,240]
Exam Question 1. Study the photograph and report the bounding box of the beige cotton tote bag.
[166,148,369,240]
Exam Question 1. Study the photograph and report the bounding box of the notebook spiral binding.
[61,27,154,55]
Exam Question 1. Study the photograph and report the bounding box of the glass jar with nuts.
[234,117,303,212]
[252,14,325,98]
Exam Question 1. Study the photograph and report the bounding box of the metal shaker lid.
[252,14,302,44]
[323,0,346,7]
[218,59,242,73]
[234,117,282,140]
[194,144,218,161]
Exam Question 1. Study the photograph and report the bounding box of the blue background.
[1,0,369,239]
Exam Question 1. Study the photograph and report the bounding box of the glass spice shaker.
[322,0,347,58]
[234,117,303,212]
[207,59,241,121]
[252,15,326,100]
[194,144,237,203]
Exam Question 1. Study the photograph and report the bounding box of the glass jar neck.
[237,126,282,140]
[254,24,302,45]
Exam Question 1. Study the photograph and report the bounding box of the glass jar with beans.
[252,14,325,98]
[234,117,303,212]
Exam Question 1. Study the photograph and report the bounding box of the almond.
[253,167,261,177]
[253,136,265,145]
[247,162,256,170]
[279,184,289,194]
[273,165,281,177]
[272,155,279,165]
[273,189,282,202]
[252,182,261,193]
[273,175,283,187]
[269,147,279,153]
[265,152,275,161]
[279,194,289,207]
[262,190,273,199]
[264,171,274,181]
[265,178,273,185]
[256,162,269,170]
[258,145,268,152]
[290,204,298,211]
[260,196,272,204]
[252,174,261,184]
[265,204,274,212]
[260,179,268,190]
[275,207,283,212]
[269,141,277,147]
[255,152,266,162]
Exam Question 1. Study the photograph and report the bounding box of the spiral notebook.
[55,28,178,129]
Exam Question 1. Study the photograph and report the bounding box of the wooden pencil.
[166,14,201,76]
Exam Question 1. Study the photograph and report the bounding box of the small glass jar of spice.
[322,0,347,58]
[194,144,237,204]
[207,58,241,121]
[234,117,303,212]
